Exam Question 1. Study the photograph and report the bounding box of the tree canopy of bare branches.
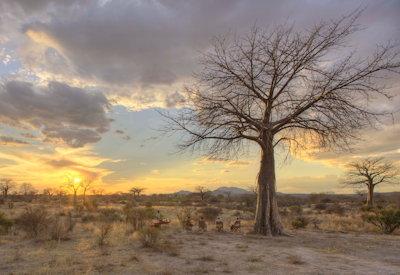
[343,158,399,207]
[130,187,145,198]
[162,11,400,235]
[0,178,16,199]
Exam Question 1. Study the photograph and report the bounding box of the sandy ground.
[1,224,399,274]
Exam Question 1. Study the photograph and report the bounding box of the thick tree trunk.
[366,184,374,207]
[254,140,284,235]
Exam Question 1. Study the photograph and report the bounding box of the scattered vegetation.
[15,207,50,238]
[362,207,400,234]
[137,226,160,248]
[197,207,222,222]
[0,211,13,234]
[291,216,309,229]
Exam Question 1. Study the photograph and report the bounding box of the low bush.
[96,222,113,246]
[0,211,13,234]
[15,207,50,238]
[137,226,160,248]
[124,204,156,230]
[291,216,308,229]
[99,208,124,223]
[362,208,400,234]
[288,205,303,216]
[84,200,99,212]
[314,203,327,211]
[326,203,345,215]
[197,207,221,222]
[48,215,71,241]
[176,207,195,229]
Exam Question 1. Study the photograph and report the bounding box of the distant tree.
[0,178,16,199]
[195,185,209,201]
[162,12,400,235]
[56,186,67,206]
[130,187,145,198]
[64,175,80,207]
[343,158,399,207]
[20,183,37,196]
[91,188,105,196]
[43,188,55,197]
[80,178,93,204]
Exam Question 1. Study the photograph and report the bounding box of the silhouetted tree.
[195,185,209,201]
[343,158,399,207]
[20,183,37,196]
[64,175,80,208]
[0,178,15,199]
[162,11,400,235]
[130,187,145,198]
[80,178,93,204]
[43,187,55,197]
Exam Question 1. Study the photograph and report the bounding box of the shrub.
[48,215,71,241]
[288,205,303,216]
[291,216,308,229]
[15,207,50,238]
[84,200,99,212]
[0,211,13,235]
[81,213,97,223]
[362,208,400,234]
[314,203,327,211]
[176,207,195,228]
[124,204,155,230]
[137,226,159,248]
[99,208,123,223]
[326,203,345,215]
[96,222,113,246]
[197,207,221,222]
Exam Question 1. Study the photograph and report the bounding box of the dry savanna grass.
[0,197,399,274]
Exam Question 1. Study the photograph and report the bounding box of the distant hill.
[172,186,251,196]
[173,190,192,196]
[211,186,251,196]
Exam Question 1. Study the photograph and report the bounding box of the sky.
[0,0,399,194]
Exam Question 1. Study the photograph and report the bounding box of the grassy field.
[0,198,399,274]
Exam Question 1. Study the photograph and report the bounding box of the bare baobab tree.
[343,158,399,207]
[130,187,145,198]
[162,11,400,235]
[0,178,16,199]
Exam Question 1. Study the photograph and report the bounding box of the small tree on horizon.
[162,11,400,235]
[0,178,16,199]
[195,185,210,201]
[343,158,399,207]
[64,175,80,208]
[130,187,145,198]
[80,178,94,204]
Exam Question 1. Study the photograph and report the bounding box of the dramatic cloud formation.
[2,0,397,108]
[0,80,111,147]
[0,0,398,192]
[0,135,29,146]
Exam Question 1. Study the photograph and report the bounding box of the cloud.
[0,135,29,146]
[11,0,398,108]
[0,80,111,147]
[45,158,78,168]
[304,123,400,166]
